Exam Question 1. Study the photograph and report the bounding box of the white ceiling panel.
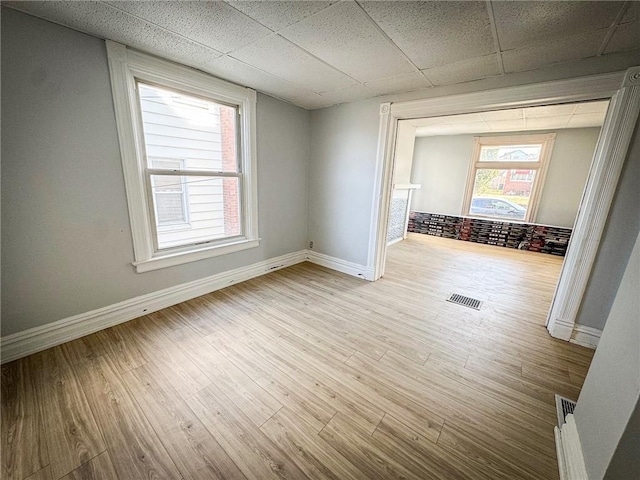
[502,30,607,73]
[279,1,415,82]
[364,72,431,96]
[412,101,608,136]
[567,112,608,128]
[487,119,527,131]
[423,54,500,86]
[4,1,225,66]
[525,116,571,129]
[479,109,524,121]
[3,1,638,110]
[359,1,494,69]
[620,1,638,24]
[104,1,270,54]
[225,1,335,31]
[574,101,609,114]
[493,1,625,51]
[317,83,375,107]
[604,21,640,55]
[524,104,577,118]
[230,34,355,93]
[206,55,322,107]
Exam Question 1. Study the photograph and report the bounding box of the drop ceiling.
[4,1,640,110]
[408,100,609,137]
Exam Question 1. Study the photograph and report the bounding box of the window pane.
[138,83,238,173]
[150,175,241,250]
[469,169,536,221]
[479,145,542,162]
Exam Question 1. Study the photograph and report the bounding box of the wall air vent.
[555,394,577,426]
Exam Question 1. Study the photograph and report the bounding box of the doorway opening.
[369,68,640,346]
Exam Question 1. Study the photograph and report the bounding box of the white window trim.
[106,41,259,273]
[461,133,556,223]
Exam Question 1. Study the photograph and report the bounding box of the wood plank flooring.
[1,233,595,479]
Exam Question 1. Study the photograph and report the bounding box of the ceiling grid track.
[485,0,505,76]
[354,0,435,88]
[597,1,631,56]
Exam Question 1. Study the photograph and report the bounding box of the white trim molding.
[307,251,375,281]
[106,40,260,273]
[555,414,588,480]
[1,250,307,364]
[370,67,640,344]
[570,325,602,349]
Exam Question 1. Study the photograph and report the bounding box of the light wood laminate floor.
[2,233,595,480]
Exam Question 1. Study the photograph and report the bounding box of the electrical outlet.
[309,241,314,249]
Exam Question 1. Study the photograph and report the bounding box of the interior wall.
[576,127,640,330]
[410,128,601,228]
[574,231,640,480]
[1,9,310,337]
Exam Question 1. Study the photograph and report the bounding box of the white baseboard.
[570,324,602,349]
[0,250,307,364]
[554,414,588,480]
[306,251,375,281]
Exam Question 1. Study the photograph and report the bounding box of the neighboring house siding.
[140,94,227,247]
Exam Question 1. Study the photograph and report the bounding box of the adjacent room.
[2,2,639,480]
[383,100,607,332]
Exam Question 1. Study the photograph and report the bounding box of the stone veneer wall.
[407,211,572,256]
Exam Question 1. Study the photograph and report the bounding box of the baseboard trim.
[1,250,307,364]
[306,251,375,281]
[554,414,588,480]
[570,324,602,349]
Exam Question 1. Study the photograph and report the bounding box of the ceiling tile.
[225,1,334,31]
[493,1,624,51]
[422,55,500,86]
[229,34,355,93]
[487,119,526,131]
[364,72,431,96]
[620,1,638,24]
[524,104,577,118]
[443,113,485,125]
[4,1,224,65]
[206,55,320,108]
[573,101,609,114]
[359,1,494,69]
[279,1,415,82]
[104,1,271,53]
[525,116,571,129]
[317,84,375,107]
[480,109,524,121]
[567,113,607,128]
[604,21,640,55]
[502,30,606,73]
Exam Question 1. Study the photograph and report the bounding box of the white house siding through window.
[138,83,241,251]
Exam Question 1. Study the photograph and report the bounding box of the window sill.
[132,238,260,273]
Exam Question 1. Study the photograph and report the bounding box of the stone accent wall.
[387,197,408,243]
[408,211,572,256]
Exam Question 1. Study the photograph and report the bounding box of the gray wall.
[1,9,310,336]
[308,99,380,266]
[410,128,601,228]
[574,231,640,480]
[576,127,640,330]
[308,95,640,332]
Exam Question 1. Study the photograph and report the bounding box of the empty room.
[1,2,639,480]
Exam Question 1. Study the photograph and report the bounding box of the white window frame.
[106,41,258,273]
[462,133,556,223]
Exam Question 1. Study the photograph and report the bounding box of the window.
[463,134,555,223]
[106,41,258,272]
